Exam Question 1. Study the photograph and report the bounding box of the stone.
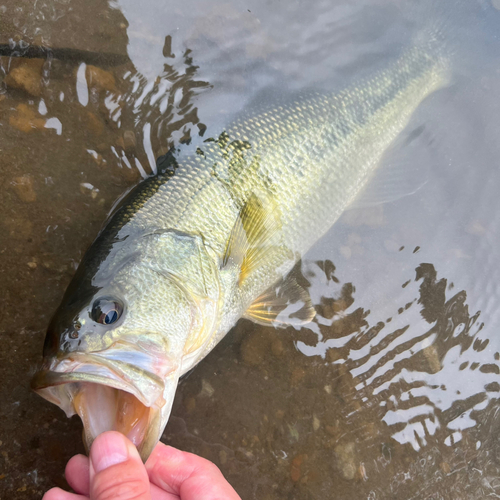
[290,367,306,387]
[271,338,284,358]
[80,182,99,199]
[334,442,357,480]
[290,454,306,483]
[86,65,117,93]
[312,415,320,431]
[325,424,339,437]
[5,59,44,96]
[219,450,227,465]
[199,379,215,397]
[440,461,451,474]
[123,130,137,151]
[422,344,441,373]
[85,111,105,136]
[121,166,142,184]
[184,397,196,413]
[9,104,46,133]
[11,175,36,202]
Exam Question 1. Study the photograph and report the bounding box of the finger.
[42,487,88,500]
[65,454,90,495]
[66,452,176,500]
[151,482,179,500]
[89,431,151,500]
[146,444,241,500]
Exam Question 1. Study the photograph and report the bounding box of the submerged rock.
[86,65,117,93]
[123,130,137,152]
[9,104,46,133]
[290,454,306,483]
[11,175,36,202]
[5,59,44,96]
[334,442,357,481]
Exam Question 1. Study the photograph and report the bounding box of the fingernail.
[90,432,130,473]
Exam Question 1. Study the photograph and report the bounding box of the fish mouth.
[31,349,174,461]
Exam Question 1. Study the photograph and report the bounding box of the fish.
[31,37,450,460]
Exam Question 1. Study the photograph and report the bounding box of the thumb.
[89,431,151,500]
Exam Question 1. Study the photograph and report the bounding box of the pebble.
[422,344,441,373]
[312,415,320,431]
[440,461,451,474]
[325,424,339,437]
[219,450,227,465]
[200,379,215,398]
[9,104,46,133]
[271,338,284,358]
[87,150,104,167]
[121,166,142,184]
[290,366,306,386]
[334,442,357,480]
[290,454,306,483]
[80,182,99,199]
[11,175,36,202]
[86,65,117,93]
[123,130,137,151]
[326,348,342,363]
[85,111,105,136]
[184,397,196,413]
[5,59,44,96]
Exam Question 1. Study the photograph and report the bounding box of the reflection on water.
[166,257,499,499]
[1,0,500,498]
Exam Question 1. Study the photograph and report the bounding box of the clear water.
[1,0,500,498]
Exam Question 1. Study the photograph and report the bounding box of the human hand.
[42,431,241,500]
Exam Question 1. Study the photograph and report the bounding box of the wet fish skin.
[32,40,449,460]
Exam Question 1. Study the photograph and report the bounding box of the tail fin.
[403,0,500,70]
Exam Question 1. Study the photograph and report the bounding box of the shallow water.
[1,0,500,498]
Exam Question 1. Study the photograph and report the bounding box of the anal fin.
[244,274,316,328]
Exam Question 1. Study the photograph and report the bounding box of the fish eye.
[91,297,124,325]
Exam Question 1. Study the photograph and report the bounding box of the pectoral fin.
[244,275,316,327]
[223,193,282,284]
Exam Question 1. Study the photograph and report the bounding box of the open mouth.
[31,353,168,460]
[74,382,154,448]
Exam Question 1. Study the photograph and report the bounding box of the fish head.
[32,228,221,460]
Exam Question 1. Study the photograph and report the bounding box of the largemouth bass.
[31,39,449,460]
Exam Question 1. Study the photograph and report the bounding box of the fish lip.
[31,349,167,410]
[31,352,169,461]
[31,369,154,406]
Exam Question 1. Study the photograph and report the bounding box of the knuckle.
[93,476,149,500]
[200,460,222,477]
